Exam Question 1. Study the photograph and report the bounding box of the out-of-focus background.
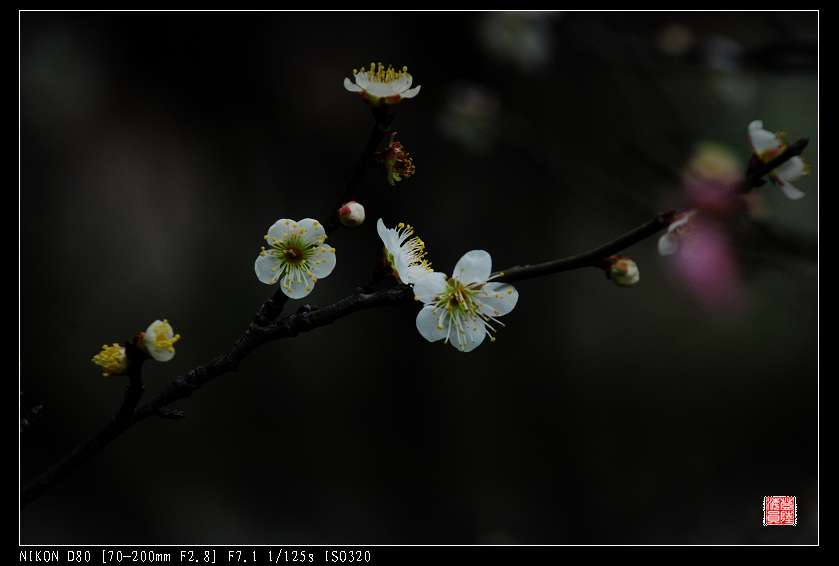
[20,11,817,544]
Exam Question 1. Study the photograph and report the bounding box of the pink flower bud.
[338,201,365,227]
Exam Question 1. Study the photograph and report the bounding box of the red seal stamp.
[763,496,797,526]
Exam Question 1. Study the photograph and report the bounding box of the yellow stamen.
[356,62,410,84]
[92,343,127,377]
[153,320,181,353]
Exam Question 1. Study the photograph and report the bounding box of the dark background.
[20,11,818,544]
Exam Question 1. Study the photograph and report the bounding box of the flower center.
[284,245,303,263]
[262,230,325,288]
[264,234,314,268]
[440,278,479,314]
[431,278,503,348]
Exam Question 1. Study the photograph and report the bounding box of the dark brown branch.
[116,344,146,424]
[20,210,676,508]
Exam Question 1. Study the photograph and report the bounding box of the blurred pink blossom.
[671,216,745,311]
[660,143,748,312]
[682,142,744,218]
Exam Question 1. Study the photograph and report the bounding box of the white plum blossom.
[748,120,810,200]
[143,319,181,362]
[658,210,698,256]
[255,218,336,299]
[413,250,518,353]
[343,62,421,106]
[377,219,432,285]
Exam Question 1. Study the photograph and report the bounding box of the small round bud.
[607,256,640,287]
[338,201,365,227]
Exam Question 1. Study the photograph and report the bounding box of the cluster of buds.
[376,132,415,187]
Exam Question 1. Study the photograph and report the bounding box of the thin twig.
[493,211,678,283]
[323,107,395,233]
[22,348,145,507]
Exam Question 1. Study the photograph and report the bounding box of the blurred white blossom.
[437,83,501,153]
[657,23,695,57]
[702,35,757,107]
[478,12,556,73]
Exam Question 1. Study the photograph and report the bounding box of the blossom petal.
[267,218,297,243]
[400,85,421,99]
[475,282,518,317]
[354,71,370,89]
[366,82,395,98]
[658,233,679,256]
[399,264,432,286]
[144,320,177,362]
[297,218,326,246]
[280,271,316,299]
[393,73,413,93]
[748,120,783,157]
[376,218,396,252]
[150,345,175,362]
[343,77,363,92]
[449,313,486,353]
[453,250,492,285]
[416,305,448,342]
[776,179,806,200]
[308,244,336,278]
[774,156,807,182]
[669,210,697,232]
[255,253,283,284]
[413,271,448,303]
